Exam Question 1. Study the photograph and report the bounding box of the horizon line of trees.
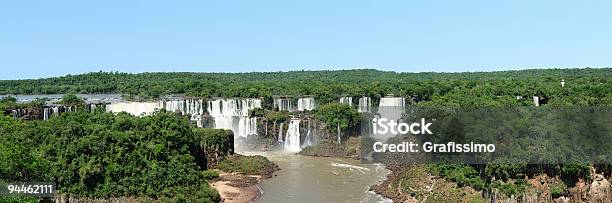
[0,68,609,106]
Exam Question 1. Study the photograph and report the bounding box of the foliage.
[561,163,591,185]
[490,179,529,197]
[485,162,527,181]
[248,107,267,117]
[1,96,47,110]
[0,69,609,106]
[313,102,360,132]
[265,110,290,123]
[217,154,274,175]
[0,96,17,104]
[0,111,221,201]
[428,164,486,190]
[202,169,220,180]
[550,181,567,198]
[60,93,85,106]
[194,128,234,168]
[0,194,39,203]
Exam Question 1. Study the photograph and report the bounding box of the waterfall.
[12,110,19,119]
[278,123,284,143]
[340,97,352,106]
[375,97,405,142]
[302,120,314,148]
[297,97,316,111]
[274,98,294,112]
[43,108,50,120]
[106,102,161,116]
[533,96,539,106]
[358,97,371,113]
[161,99,205,121]
[379,97,405,107]
[52,107,59,117]
[284,118,301,152]
[238,117,258,138]
[337,122,341,145]
[207,98,262,139]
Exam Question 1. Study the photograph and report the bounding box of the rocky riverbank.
[210,154,280,203]
[209,171,265,203]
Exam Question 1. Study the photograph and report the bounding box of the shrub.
[60,94,85,106]
[217,154,273,175]
[550,182,567,198]
[265,110,290,123]
[491,179,529,197]
[202,169,220,180]
[429,164,485,190]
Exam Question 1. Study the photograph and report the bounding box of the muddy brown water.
[243,151,392,203]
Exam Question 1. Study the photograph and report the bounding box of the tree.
[60,94,85,106]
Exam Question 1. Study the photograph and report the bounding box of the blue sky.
[1,0,611,79]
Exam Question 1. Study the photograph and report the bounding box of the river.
[243,152,392,203]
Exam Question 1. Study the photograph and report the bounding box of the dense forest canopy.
[1,68,610,105]
[0,110,229,202]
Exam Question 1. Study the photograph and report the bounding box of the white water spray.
[358,97,371,113]
[379,97,405,107]
[208,98,262,137]
[284,118,301,152]
[106,102,161,116]
[278,122,284,143]
[337,122,341,145]
[274,98,295,112]
[339,97,352,106]
[297,97,316,111]
[302,120,314,148]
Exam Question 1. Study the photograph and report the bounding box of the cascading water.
[297,97,316,111]
[42,107,59,120]
[12,110,20,119]
[160,99,205,121]
[340,97,352,106]
[337,122,341,145]
[43,108,50,120]
[302,119,314,148]
[238,117,258,138]
[274,98,295,112]
[207,98,262,148]
[284,118,301,152]
[106,102,161,116]
[379,97,405,107]
[52,107,59,116]
[278,123,284,143]
[378,96,405,120]
[358,97,372,113]
[375,96,405,142]
[42,106,77,120]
